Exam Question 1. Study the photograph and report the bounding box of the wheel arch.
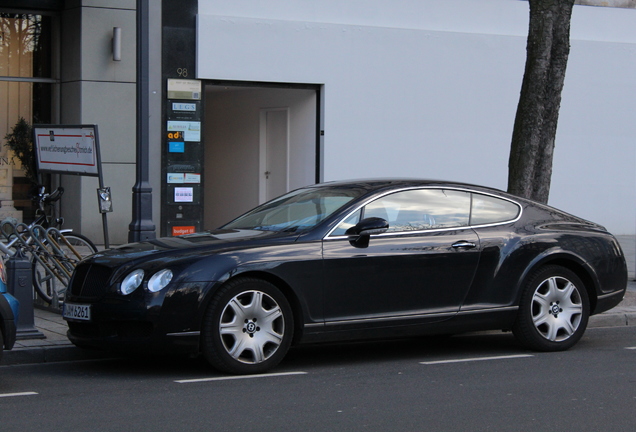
[516,253,599,314]
[199,270,306,345]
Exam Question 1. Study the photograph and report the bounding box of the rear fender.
[513,248,600,308]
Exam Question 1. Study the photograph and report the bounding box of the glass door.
[0,12,56,222]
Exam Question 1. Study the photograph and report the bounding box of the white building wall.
[197,0,636,234]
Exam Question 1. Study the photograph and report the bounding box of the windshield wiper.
[281,226,300,233]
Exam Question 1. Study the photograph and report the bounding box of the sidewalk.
[2,307,115,365]
[2,236,636,366]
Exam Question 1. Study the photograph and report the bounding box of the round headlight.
[148,269,173,293]
[120,269,144,295]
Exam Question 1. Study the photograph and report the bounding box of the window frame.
[324,186,523,239]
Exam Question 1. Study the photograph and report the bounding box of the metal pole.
[92,125,110,249]
[129,0,156,242]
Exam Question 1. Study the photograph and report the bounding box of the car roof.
[310,178,510,196]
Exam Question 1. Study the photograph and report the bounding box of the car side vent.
[70,263,113,299]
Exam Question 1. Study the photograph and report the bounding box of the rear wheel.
[202,277,293,375]
[33,233,97,305]
[513,265,589,351]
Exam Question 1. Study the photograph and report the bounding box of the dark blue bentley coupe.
[63,180,627,374]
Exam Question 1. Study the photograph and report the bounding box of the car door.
[321,188,481,327]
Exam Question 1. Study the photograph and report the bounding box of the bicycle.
[0,186,97,306]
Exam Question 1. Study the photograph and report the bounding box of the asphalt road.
[2,326,636,432]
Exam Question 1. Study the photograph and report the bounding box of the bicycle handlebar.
[34,186,65,214]
[42,186,64,204]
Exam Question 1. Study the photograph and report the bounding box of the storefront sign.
[168,101,201,121]
[172,103,196,111]
[167,173,201,184]
[33,125,99,176]
[172,226,196,236]
[167,121,200,142]
[168,142,185,153]
[184,173,200,183]
[167,173,185,183]
[167,79,201,100]
[174,187,194,202]
[164,78,203,236]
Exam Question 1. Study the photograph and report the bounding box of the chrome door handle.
[452,241,476,249]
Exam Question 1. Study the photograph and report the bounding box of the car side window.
[379,189,471,232]
[333,189,471,235]
[470,193,520,225]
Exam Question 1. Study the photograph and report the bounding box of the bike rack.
[1,220,74,310]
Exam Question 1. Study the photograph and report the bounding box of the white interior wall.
[204,87,316,228]
[197,0,636,234]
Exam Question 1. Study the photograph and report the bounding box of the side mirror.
[346,217,389,248]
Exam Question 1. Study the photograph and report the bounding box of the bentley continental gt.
[63,180,627,374]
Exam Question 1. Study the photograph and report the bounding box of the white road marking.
[175,371,308,383]
[625,347,636,350]
[420,354,534,365]
[0,392,38,398]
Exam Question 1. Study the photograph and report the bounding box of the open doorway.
[203,83,320,229]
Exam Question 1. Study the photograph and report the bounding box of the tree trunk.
[507,0,575,204]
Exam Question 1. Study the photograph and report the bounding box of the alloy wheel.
[531,275,583,342]
[218,290,285,364]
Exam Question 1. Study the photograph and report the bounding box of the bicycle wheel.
[33,233,98,305]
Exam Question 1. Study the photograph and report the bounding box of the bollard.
[7,250,45,340]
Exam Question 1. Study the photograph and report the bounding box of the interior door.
[260,108,289,203]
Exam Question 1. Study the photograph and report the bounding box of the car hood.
[87,229,298,268]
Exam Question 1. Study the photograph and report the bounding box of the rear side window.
[470,194,520,225]
[375,189,470,232]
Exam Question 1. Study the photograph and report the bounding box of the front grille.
[70,263,113,299]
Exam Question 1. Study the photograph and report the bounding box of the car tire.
[513,265,589,351]
[201,277,294,374]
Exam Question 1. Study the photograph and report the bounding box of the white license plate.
[63,303,91,321]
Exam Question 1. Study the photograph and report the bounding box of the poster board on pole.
[33,125,100,176]
[32,124,110,248]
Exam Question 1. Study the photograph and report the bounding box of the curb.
[2,345,115,366]
[588,312,636,329]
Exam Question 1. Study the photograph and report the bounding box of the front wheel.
[202,278,294,375]
[33,233,98,305]
[513,265,590,351]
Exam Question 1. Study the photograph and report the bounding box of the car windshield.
[222,186,364,233]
